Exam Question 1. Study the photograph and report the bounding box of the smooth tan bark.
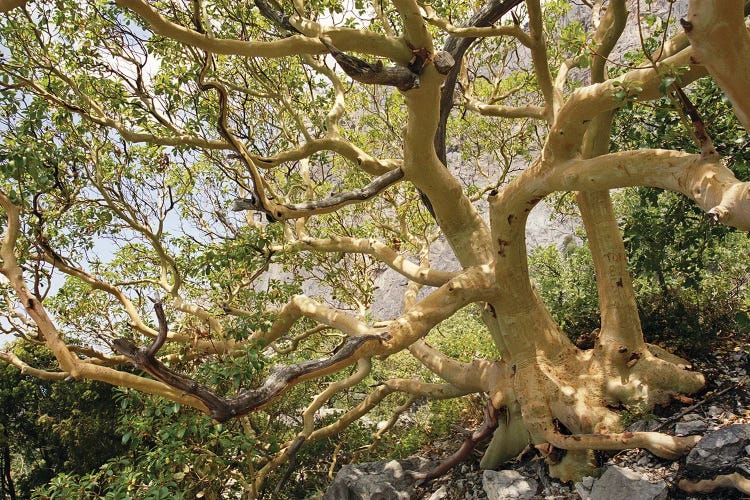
[685,0,750,130]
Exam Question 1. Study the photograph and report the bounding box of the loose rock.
[589,465,667,500]
[675,419,708,436]
[482,470,538,499]
[685,424,750,476]
[324,457,437,500]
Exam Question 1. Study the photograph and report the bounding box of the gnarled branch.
[232,167,405,219]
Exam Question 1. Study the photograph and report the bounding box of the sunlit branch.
[679,473,750,496]
[253,294,375,346]
[0,351,69,380]
[278,236,457,287]
[305,378,471,443]
[464,98,546,120]
[250,137,401,176]
[301,358,372,436]
[684,0,750,130]
[116,0,409,61]
[0,198,209,408]
[409,339,496,392]
[544,44,708,161]
[526,0,556,117]
[553,150,750,230]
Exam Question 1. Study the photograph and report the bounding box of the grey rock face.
[323,457,437,500]
[686,424,750,475]
[589,465,667,500]
[482,469,538,499]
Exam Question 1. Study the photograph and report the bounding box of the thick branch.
[0,0,26,12]
[116,0,408,61]
[280,236,457,287]
[320,37,420,91]
[435,0,524,164]
[112,299,387,421]
[544,45,708,161]
[684,0,750,130]
[553,150,750,230]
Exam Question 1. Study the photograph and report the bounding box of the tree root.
[678,473,750,495]
[544,431,700,461]
[414,400,502,483]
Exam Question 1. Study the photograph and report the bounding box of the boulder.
[323,457,437,500]
[686,424,750,476]
[675,419,708,436]
[588,466,667,500]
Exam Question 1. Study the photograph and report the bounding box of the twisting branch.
[670,84,717,158]
[254,0,301,34]
[415,399,502,482]
[111,300,235,420]
[232,167,405,218]
[434,0,524,164]
[113,299,387,421]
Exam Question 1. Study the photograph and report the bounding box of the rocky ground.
[416,335,750,499]
[324,334,750,499]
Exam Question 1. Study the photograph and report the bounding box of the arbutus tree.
[0,0,748,495]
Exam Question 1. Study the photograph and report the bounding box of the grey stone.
[707,405,724,418]
[574,476,595,499]
[482,470,538,499]
[589,466,667,500]
[675,419,708,436]
[323,457,437,500]
[681,413,703,422]
[625,419,661,433]
[427,485,448,500]
[686,424,750,476]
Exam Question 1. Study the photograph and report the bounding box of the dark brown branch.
[113,301,386,422]
[671,84,717,159]
[272,436,306,495]
[232,167,404,217]
[254,0,301,34]
[146,297,168,357]
[418,0,523,218]
[434,0,524,165]
[319,37,420,91]
[415,399,502,482]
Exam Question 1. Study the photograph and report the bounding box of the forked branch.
[113,300,387,421]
